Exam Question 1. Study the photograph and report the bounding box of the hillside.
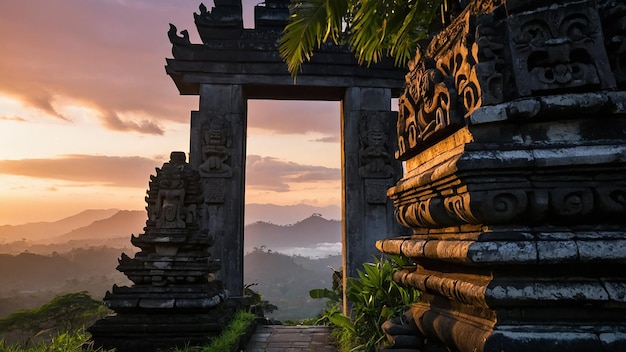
[245,214,341,253]
[0,209,120,242]
[0,248,130,317]
[245,203,340,225]
[50,210,145,243]
[244,248,340,321]
[0,247,339,322]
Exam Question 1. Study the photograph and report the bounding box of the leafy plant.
[279,0,443,77]
[310,255,419,351]
[244,283,278,317]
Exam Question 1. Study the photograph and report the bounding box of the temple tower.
[89,152,231,351]
[377,0,626,351]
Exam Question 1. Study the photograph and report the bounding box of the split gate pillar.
[342,87,409,311]
[191,83,246,297]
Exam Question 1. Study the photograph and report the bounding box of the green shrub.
[310,255,420,352]
[0,292,107,334]
[0,328,112,352]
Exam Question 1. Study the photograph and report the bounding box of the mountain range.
[0,206,343,322]
[0,209,121,242]
[0,205,342,255]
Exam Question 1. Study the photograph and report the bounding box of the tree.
[279,0,443,77]
[0,292,107,334]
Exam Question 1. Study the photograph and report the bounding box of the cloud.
[0,155,161,188]
[248,100,340,135]
[103,111,164,135]
[309,135,340,143]
[0,116,27,122]
[0,1,343,137]
[0,154,340,192]
[246,155,340,192]
[0,1,200,134]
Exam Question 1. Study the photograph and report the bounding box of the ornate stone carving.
[146,152,200,230]
[198,117,232,205]
[396,4,508,160]
[508,0,616,96]
[199,117,232,178]
[397,56,460,160]
[194,1,243,42]
[167,24,190,45]
[393,180,626,229]
[359,114,394,179]
[364,179,390,204]
[154,153,188,229]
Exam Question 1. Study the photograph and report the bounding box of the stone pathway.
[244,325,337,351]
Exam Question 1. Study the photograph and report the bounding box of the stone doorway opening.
[243,99,342,321]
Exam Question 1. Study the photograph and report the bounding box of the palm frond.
[279,0,349,78]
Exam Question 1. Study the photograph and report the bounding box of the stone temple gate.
[91,0,626,351]
[165,0,411,297]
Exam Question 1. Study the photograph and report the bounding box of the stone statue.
[154,152,187,229]
[198,117,232,178]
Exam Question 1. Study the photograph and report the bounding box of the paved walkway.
[244,325,337,351]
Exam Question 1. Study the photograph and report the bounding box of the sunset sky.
[0,0,345,225]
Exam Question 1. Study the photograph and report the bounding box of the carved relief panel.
[198,117,232,204]
[396,5,507,160]
[359,112,397,204]
[508,0,616,95]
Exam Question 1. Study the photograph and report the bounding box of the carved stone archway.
[165,0,411,298]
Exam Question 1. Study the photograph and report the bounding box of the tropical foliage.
[0,292,111,351]
[0,292,108,343]
[310,255,420,351]
[279,0,443,76]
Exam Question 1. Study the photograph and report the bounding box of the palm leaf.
[279,0,349,77]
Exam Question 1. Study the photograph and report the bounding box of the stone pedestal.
[377,1,626,351]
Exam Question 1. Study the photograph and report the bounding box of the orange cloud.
[246,155,340,192]
[0,155,161,188]
[0,1,199,134]
[0,116,27,122]
[248,100,340,135]
[0,1,343,137]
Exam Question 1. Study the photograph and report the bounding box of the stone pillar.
[193,83,246,296]
[342,87,408,312]
[377,1,626,351]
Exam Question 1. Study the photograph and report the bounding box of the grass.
[0,310,256,352]
[169,310,256,352]
[0,328,112,352]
